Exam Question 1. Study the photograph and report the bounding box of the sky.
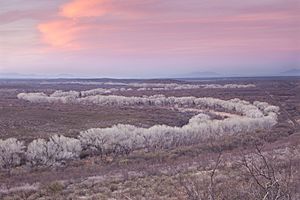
[0,0,299,78]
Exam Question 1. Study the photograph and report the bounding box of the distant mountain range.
[179,71,221,78]
[0,73,36,79]
[0,68,299,79]
[0,73,76,79]
[180,68,300,78]
[281,69,300,76]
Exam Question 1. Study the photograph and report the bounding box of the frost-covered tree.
[26,135,82,166]
[0,138,25,169]
[80,88,112,97]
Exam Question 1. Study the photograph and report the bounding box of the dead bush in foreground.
[240,145,298,200]
[180,152,222,200]
[180,145,300,200]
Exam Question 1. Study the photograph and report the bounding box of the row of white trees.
[202,84,256,89]
[7,93,279,169]
[0,113,277,169]
[79,113,277,157]
[39,81,256,90]
[18,92,279,118]
[102,82,256,90]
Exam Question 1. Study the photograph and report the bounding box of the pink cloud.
[35,0,299,57]
[59,0,149,19]
[38,20,83,49]
[60,0,111,18]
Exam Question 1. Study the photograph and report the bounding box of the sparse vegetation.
[0,78,299,199]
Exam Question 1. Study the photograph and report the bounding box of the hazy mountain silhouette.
[281,68,300,76]
[179,71,221,78]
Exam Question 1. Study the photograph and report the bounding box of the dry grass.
[0,77,300,199]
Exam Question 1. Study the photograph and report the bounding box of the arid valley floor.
[0,77,300,200]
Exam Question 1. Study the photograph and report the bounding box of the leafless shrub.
[180,152,222,200]
[240,145,296,200]
[0,183,39,196]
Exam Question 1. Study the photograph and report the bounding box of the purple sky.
[0,0,299,77]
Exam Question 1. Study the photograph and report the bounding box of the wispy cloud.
[0,0,299,75]
[36,0,299,54]
[60,0,113,18]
